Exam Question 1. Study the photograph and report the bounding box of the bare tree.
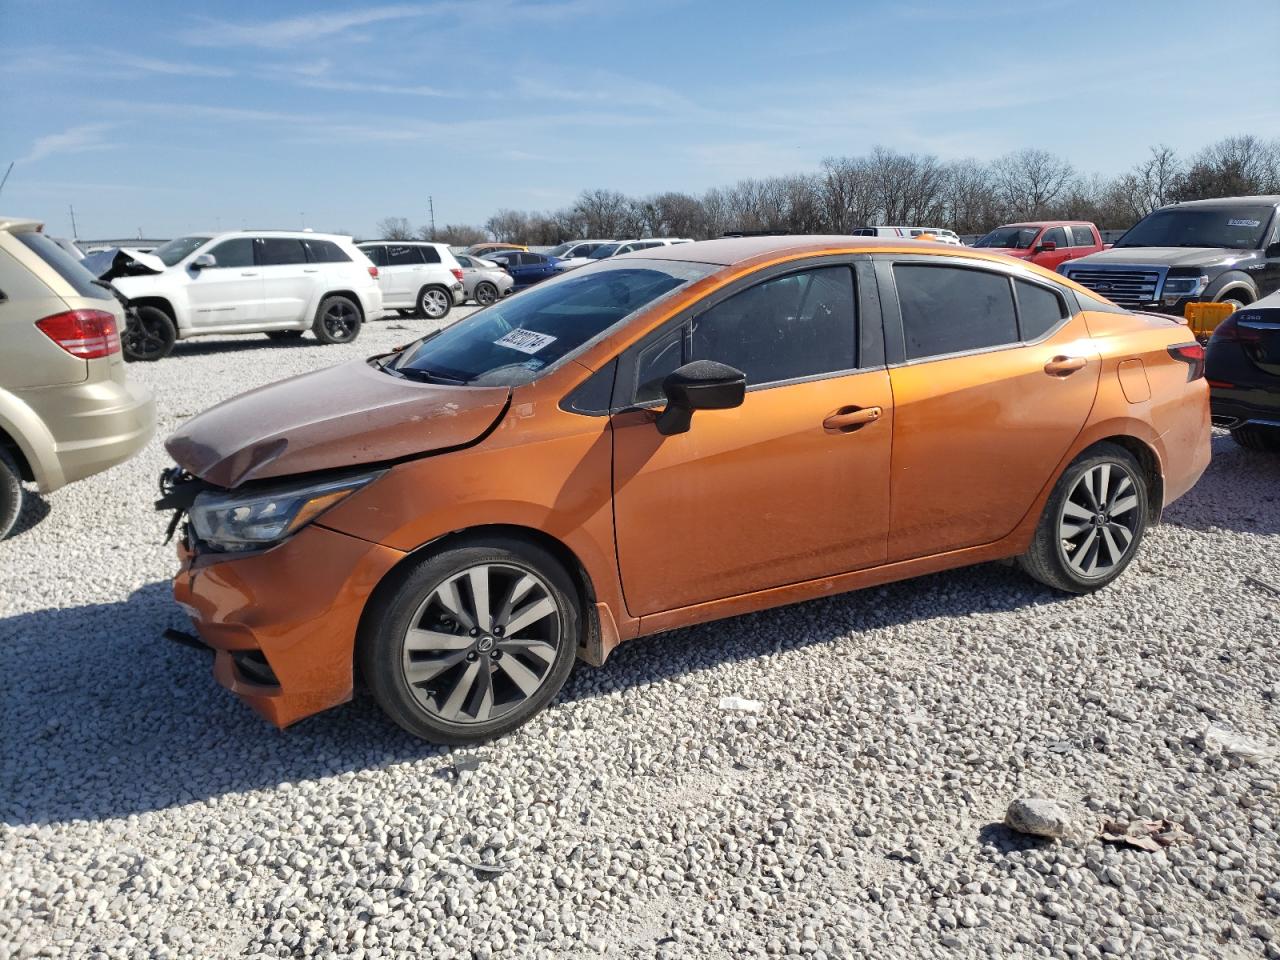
[431,223,486,246]
[573,189,632,237]
[942,159,1000,234]
[1173,135,1280,201]
[484,209,530,242]
[992,149,1075,219]
[375,216,414,240]
[820,156,877,233]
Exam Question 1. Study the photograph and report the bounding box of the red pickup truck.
[972,220,1107,271]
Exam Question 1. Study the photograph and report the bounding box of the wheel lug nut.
[493,627,504,637]
[469,628,479,637]
[490,650,501,660]
[466,652,477,661]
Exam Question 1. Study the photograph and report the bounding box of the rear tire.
[264,330,304,342]
[122,305,176,361]
[1230,424,1280,453]
[0,447,23,540]
[359,536,580,744]
[1017,443,1149,594]
[417,286,452,320]
[312,295,362,344]
[474,282,499,306]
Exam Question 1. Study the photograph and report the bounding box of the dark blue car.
[486,250,561,290]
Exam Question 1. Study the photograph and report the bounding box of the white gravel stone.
[2,310,1280,958]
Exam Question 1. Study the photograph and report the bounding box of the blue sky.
[2,0,1278,240]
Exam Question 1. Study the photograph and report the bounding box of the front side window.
[1070,226,1095,246]
[152,236,212,266]
[1115,205,1275,249]
[894,264,1017,361]
[589,243,620,260]
[1041,227,1068,247]
[207,238,255,268]
[690,266,857,387]
[259,238,307,266]
[391,259,713,387]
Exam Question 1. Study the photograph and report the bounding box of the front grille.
[1064,266,1165,308]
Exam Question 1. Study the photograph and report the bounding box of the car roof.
[636,234,973,266]
[358,239,447,246]
[1001,221,1093,228]
[1163,195,1280,209]
[0,217,42,233]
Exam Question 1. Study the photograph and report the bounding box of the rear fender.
[0,388,63,492]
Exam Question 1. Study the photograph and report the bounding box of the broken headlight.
[189,472,381,552]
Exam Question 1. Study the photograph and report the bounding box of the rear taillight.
[368,266,379,279]
[1167,342,1205,381]
[1210,314,1260,344]
[451,268,464,282]
[35,309,120,359]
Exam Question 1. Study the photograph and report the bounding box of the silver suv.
[0,217,155,537]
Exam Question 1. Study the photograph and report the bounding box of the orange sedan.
[158,236,1211,743]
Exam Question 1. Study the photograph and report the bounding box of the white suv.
[356,241,465,320]
[108,230,382,360]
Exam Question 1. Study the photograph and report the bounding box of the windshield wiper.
[397,367,467,385]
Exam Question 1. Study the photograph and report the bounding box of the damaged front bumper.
[172,525,405,728]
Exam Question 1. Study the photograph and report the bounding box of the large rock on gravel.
[1005,798,1074,839]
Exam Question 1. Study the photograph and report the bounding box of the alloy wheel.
[1057,462,1141,578]
[420,288,449,318]
[322,300,358,340]
[475,283,498,306]
[125,312,171,359]
[400,563,562,725]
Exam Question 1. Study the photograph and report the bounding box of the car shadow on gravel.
[169,337,321,358]
[1,563,1055,826]
[1161,433,1280,536]
[6,490,51,538]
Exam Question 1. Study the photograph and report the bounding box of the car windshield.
[974,227,1038,249]
[152,236,211,266]
[547,243,573,257]
[1114,206,1274,249]
[588,243,620,259]
[390,258,714,387]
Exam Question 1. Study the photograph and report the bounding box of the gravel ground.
[2,309,1280,959]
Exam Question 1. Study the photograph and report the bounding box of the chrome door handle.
[303,268,320,273]
[823,405,882,432]
[1044,355,1087,376]
[240,271,259,276]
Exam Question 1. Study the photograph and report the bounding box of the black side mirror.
[1266,241,1280,259]
[1035,241,1057,253]
[655,360,746,436]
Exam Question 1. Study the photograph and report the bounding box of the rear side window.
[420,246,442,264]
[361,245,388,267]
[1014,279,1068,341]
[14,232,109,300]
[259,238,307,266]
[305,239,351,263]
[1042,227,1068,247]
[207,238,255,268]
[1070,226,1095,246]
[386,245,423,266]
[690,266,857,387]
[894,264,1018,360]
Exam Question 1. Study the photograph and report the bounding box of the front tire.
[1017,443,1149,594]
[360,537,580,744]
[417,286,452,320]
[312,295,362,344]
[0,446,24,540]
[1230,424,1280,453]
[122,305,176,361]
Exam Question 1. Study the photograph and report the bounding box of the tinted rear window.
[1070,226,1095,246]
[1014,279,1068,340]
[15,232,110,300]
[305,239,351,263]
[894,264,1018,360]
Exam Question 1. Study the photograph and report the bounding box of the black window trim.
[876,254,1080,367]
[605,255,884,413]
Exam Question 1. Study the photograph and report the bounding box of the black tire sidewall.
[360,538,580,744]
[313,296,362,344]
[124,306,176,362]
[476,282,497,305]
[0,447,23,540]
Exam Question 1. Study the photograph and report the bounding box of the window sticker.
[495,328,558,354]
[1227,219,1261,227]
[521,358,546,371]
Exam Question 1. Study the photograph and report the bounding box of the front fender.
[1205,269,1259,304]
[0,388,64,492]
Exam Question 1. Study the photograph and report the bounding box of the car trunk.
[1235,306,1280,378]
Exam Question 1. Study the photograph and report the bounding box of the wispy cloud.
[21,123,117,163]
[296,77,451,98]
[181,4,433,47]
[115,55,235,77]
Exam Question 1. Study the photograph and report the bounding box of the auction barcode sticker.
[1227,219,1261,227]
[494,328,558,354]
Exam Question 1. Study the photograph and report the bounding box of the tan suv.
[0,218,155,537]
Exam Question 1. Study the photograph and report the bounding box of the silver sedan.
[454,254,515,305]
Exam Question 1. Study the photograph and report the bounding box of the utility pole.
[428,196,436,240]
[68,204,78,240]
[0,162,13,199]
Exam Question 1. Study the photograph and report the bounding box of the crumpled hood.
[1065,246,1255,269]
[166,358,510,488]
